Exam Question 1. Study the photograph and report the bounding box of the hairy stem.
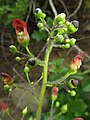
[36,41,51,120]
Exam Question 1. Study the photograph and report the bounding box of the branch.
[25,0,33,23]
[48,0,57,16]
[67,0,83,18]
[58,0,69,16]
[67,44,90,62]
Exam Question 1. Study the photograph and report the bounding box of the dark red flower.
[12,18,30,47]
[52,87,59,96]
[0,72,14,85]
[73,117,84,120]
[0,102,8,111]
[70,53,84,72]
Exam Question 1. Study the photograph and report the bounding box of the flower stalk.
[36,41,52,120]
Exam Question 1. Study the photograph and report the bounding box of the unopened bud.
[61,104,68,114]
[9,45,17,54]
[24,66,30,73]
[55,101,60,107]
[22,107,28,116]
[52,87,59,96]
[15,56,21,62]
[69,38,76,45]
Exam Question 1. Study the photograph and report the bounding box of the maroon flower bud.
[12,18,30,47]
[0,72,14,85]
[52,87,59,96]
[0,102,8,111]
[71,20,79,28]
[73,117,84,120]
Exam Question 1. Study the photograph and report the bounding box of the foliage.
[48,58,90,120]
[0,7,89,120]
[85,0,90,10]
[31,17,53,42]
[0,0,29,26]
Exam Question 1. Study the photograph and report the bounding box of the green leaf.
[54,115,71,120]
[68,99,87,116]
[82,78,90,92]
[46,17,53,28]
[31,30,48,42]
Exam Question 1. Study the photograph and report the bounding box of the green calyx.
[34,8,46,19]
[54,13,66,25]
[55,34,64,43]
[22,107,28,116]
[15,56,21,62]
[62,43,70,49]
[9,45,17,54]
[66,21,78,33]
[68,90,76,96]
[18,38,30,47]
[24,66,30,73]
[69,38,76,45]
[37,22,44,29]
[61,104,68,114]
[55,101,60,107]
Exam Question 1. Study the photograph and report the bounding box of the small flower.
[0,72,14,85]
[12,18,30,47]
[68,79,79,88]
[52,87,59,96]
[0,102,8,111]
[71,20,79,28]
[73,117,84,120]
[70,53,84,73]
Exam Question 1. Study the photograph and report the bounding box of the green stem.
[36,41,51,120]
[25,46,34,57]
[26,72,31,85]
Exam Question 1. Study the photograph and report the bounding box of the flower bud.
[61,104,68,114]
[55,34,64,43]
[62,43,70,49]
[71,20,79,28]
[22,107,28,116]
[35,8,42,14]
[55,101,60,107]
[9,45,17,54]
[0,72,14,85]
[54,13,66,24]
[24,66,30,73]
[52,87,59,96]
[68,90,76,96]
[28,58,36,66]
[34,8,46,19]
[69,38,76,45]
[37,22,44,29]
[4,85,11,91]
[65,39,70,43]
[15,56,22,62]
[66,21,78,34]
